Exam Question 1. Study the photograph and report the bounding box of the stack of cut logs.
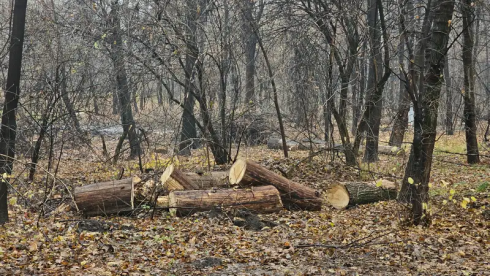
[74,159,398,217]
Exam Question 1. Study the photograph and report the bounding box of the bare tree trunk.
[444,55,454,135]
[363,0,384,162]
[390,10,410,147]
[178,0,199,156]
[241,0,264,105]
[256,25,288,158]
[110,2,141,158]
[0,0,28,224]
[399,0,455,226]
[461,0,480,164]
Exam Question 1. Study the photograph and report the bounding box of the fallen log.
[229,159,322,211]
[74,178,134,216]
[183,171,230,189]
[157,185,283,216]
[378,145,405,156]
[160,164,194,192]
[267,137,300,151]
[326,180,398,209]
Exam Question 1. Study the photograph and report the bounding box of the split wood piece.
[229,159,322,211]
[183,171,230,189]
[378,145,405,156]
[157,185,283,216]
[326,180,398,209]
[161,164,195,192]
[74,178,134,216]
[133,176,159,202]
[267,137,300,151]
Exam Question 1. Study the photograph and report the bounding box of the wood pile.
[74,160,398,217]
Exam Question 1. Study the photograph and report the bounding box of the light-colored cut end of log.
[326,184,349,209]
[164,177,184,192]
[132,175,142,185]
[156,196,169,208]
[229,159,247,185]
[131,177,135,209]
[374,179,396,189]
[168,193,177,216]
[161,163,184,192]
[160,163,175,185]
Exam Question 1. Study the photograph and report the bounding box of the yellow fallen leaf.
[408,177,414,185]
[29,242,38,252]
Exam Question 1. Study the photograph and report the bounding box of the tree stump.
[157,185,283,216]
[74,178,134,216]
[229,159,322,211]
[326,180,398,209]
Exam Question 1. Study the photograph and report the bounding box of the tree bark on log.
[157,185,283,216]
[326,180,397,209]
[183,171,230,189]
[74,178,134,216]
[229,159,322,211]
[160,164,194,192]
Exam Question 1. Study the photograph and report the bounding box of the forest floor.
[1,130,489,275]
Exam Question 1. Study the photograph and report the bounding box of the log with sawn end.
[229,159,322,211]
[157,185,283,216]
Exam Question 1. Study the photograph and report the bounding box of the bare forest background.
[0,0,489,226]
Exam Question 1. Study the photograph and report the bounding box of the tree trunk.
[444,55,454,135]
[110,2,141,159]
[398,0,455,226]
[363,0,387,163]
[158,185,283,216]
[389,20,410,147]
[0,0,27,225]
[241,0,263,105]
[461,0,480,164]
[178,0,199,156]
[229,159,322,210]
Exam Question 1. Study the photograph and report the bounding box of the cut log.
[326,179,398,209]
[229,159,322,211]
[74,178,134,216]
[160,164,194,192]
[183,171,230,189]
[157,185,283,216]
[267,137,300,151]
[378,145,405,156]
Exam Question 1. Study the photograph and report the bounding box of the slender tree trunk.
[110,2,141,158]
[390,23,410,147]
[241,0,263,105]
[399,0,455,226]
[444,55,454,135]
[0,0,28,224]
[461,0,480,164]
[256,27,288,158]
